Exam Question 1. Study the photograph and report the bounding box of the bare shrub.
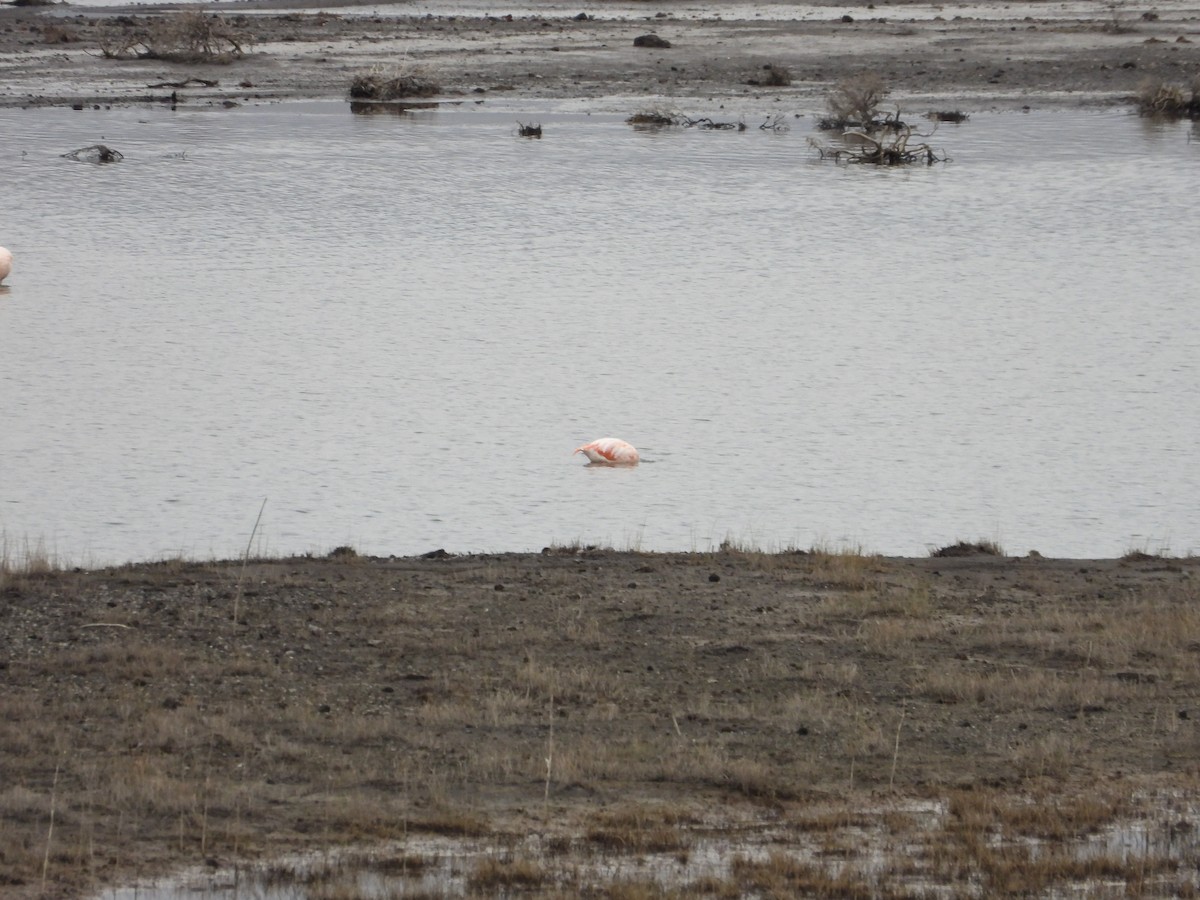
[349,65,440,100]
[96,27,142,60]
[140,12,249,63]
[96,12,248,62]
[820,72,890,130]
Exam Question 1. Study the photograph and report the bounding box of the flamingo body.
[574,437,639,466]
[0,247,11,284]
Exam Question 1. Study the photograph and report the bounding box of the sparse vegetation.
[97,12,249,62]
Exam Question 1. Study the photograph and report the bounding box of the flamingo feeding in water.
[574,437,640,466]
[0,247,11,284]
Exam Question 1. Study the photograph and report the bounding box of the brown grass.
[3,551,1199,897]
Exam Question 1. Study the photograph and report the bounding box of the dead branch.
[808,124,948,166]
[683,117,746,131]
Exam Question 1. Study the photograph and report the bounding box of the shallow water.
[89,800,1200,899]
[2,102,1197,564]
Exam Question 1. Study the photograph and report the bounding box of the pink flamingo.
[0,247,11,284]
[574,437,640,466]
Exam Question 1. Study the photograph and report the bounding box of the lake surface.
[2,101,1197,564]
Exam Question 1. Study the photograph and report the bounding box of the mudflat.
[2,0,1199,111]
[3,547,1199,897]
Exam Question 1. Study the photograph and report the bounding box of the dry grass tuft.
[930,539,1004,557]
[753,63,792,87]
[586,805,692,853]
[626,104,685,127]
[1,536,60,592]
[42,23,79,44]
[467,855,547,890]
[730,853,873,895]
[350,65,441,100]
[1137,76,1200,118]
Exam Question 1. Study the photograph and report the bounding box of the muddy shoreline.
[3,0,1199,112]
[3,548,1199,897]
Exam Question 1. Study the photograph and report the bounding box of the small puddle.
[92,799,1200,898]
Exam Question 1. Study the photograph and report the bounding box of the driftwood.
[684,117,746,131]
[62,144,124,163]
[624,111,744,130]
[625,111,788,132]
